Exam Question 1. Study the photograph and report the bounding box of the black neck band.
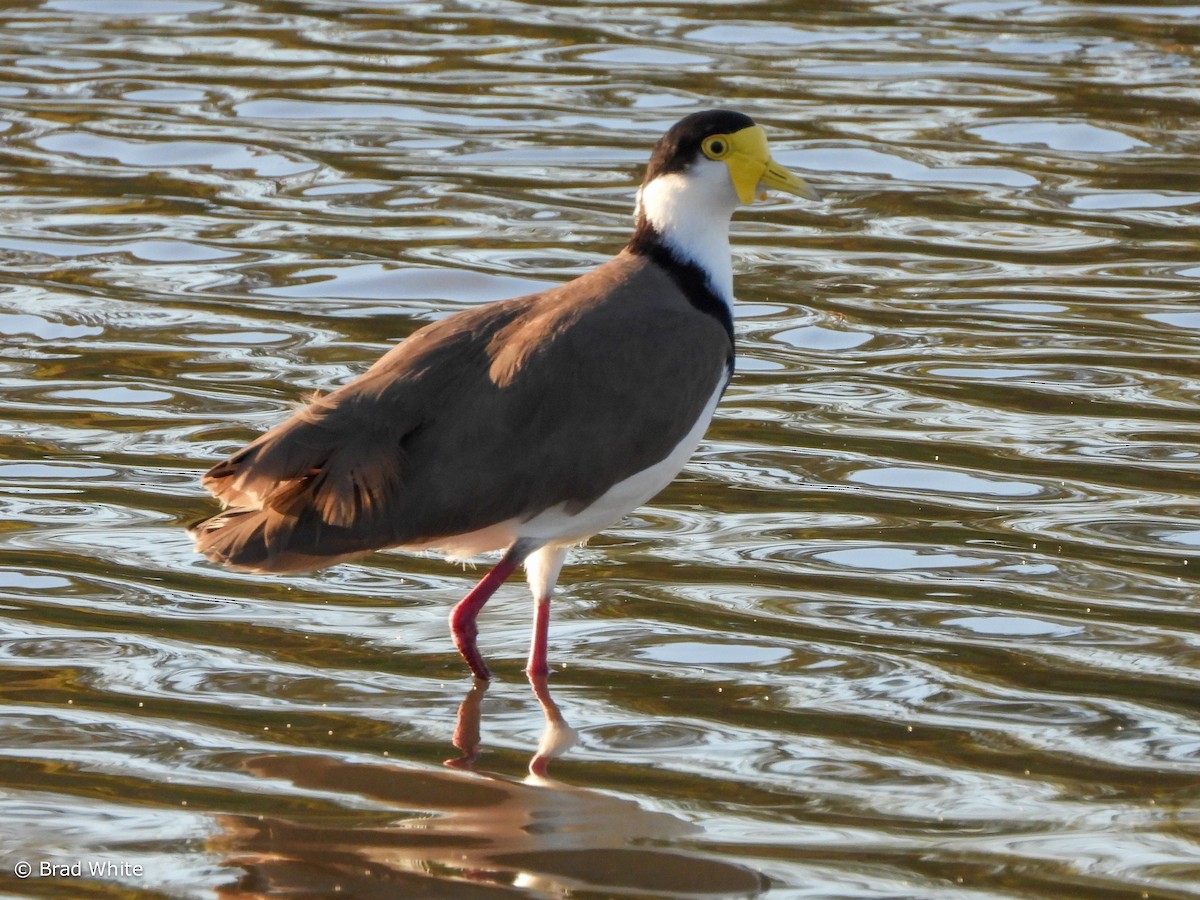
[627,220,735,344]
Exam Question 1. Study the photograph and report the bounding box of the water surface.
[1,0,1199,897]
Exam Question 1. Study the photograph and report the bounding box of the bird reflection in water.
[213,676,767,898]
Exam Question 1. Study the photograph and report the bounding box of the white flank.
[415,374,728,563]
[515,374,727,545]
[636,156,740,305]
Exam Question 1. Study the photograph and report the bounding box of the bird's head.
[636,109,817,222]
[632,110,818,301]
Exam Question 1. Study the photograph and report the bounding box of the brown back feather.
[193,251,730,571]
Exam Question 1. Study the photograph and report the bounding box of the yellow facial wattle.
[704,124,819,204]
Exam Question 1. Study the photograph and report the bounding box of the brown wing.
[191,251,731,571]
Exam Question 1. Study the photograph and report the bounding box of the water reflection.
[215,677,766,898]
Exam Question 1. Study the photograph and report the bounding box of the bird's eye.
[702,136,730,160]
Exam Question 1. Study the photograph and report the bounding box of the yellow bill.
[722,125,820,204]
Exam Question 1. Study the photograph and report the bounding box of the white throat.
[635,158,738,305]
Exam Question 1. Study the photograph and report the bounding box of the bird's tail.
[188,506,369,574]
[191,390,410,573]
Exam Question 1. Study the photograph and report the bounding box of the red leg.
[526,597,551,676]
[449,549,520,680]
[522,545,567,676]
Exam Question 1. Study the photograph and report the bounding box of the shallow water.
[1,0,1199,897]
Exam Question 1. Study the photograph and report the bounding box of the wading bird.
[191,109,818,680]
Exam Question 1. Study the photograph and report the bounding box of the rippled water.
[2,0,1199,897]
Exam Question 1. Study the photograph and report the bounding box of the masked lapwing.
[191,109,818,680]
